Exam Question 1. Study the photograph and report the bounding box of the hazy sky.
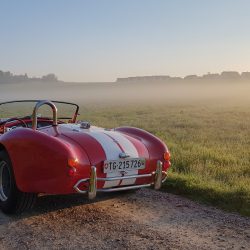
[1,0,250,82]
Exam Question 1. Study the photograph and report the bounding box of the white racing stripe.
[106,131,139,186]
[87,131,122,188]
[106,131,138,157]
[88,130,140,187]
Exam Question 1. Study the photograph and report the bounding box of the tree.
[41,73,58,82]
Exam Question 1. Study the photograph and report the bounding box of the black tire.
[0,151,37,214]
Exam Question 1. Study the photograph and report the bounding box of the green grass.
[80,103,250,216]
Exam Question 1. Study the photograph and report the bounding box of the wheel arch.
[0,128,78,194]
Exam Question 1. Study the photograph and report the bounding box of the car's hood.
[58,124,149,166]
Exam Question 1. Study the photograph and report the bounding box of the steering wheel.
[0,118,28,132]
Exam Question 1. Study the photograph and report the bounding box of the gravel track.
[0,189,249,249]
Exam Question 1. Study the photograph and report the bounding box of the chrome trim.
[79,121,91,129]
[73,161,168,198]
[88,166,97,199]
[74,180,88,194]
[119,152,130,158]
[162,172,168,183]
[32,100,58,130]
[154,160,163,190]
[97,173,152,181]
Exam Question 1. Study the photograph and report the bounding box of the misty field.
[80,103,250,216]
[0,81,250,216]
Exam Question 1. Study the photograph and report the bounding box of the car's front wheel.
[0,151,37,214]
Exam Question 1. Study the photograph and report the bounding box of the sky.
[1,0,250,82]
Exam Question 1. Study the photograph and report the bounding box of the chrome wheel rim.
[0,161,11,202]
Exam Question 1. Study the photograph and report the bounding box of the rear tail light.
[164,151,171,161]
[68,158,78,176]
[68,167,77,176]
[68,158,79,168]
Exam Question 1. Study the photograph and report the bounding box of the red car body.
[0,100,171,213]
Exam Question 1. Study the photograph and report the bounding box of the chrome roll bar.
[74,160,168,199]
[32,100,58,130]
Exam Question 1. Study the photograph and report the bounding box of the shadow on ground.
[0,191,134,224]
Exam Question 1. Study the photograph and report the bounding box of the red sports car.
[0,100,171,214]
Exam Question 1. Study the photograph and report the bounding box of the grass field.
[80,102,250,216]
[0,86,249,216]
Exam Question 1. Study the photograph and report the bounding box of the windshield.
[0,100,79,122]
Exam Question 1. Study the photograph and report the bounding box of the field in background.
[0,81,250,216]
[80,102,250,216]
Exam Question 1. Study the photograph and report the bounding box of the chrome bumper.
[74,160,167,199]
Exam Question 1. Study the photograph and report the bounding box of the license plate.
[103,158,146,173]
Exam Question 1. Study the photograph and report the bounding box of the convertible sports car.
[0,100,171,214]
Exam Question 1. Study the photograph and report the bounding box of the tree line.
[0,70,59,84]
[116,71,250,83]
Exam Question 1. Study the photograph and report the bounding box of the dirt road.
[0,189,249,249]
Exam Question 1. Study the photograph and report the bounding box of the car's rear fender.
[0,128,91,194]
[115,126,171,171]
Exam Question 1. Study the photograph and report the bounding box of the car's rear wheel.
[0,151,37,214]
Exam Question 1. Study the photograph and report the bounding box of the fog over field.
[0,79,250,215]
[0,80,250,107]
